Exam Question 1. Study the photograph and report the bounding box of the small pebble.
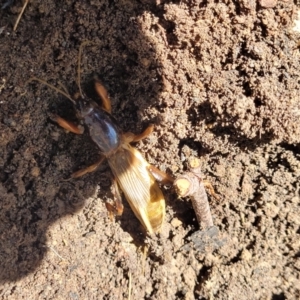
[259,0,277,8]
[31,166,40,177]
[171,218,182,228]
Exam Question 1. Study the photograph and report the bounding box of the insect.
[28,42,173,234]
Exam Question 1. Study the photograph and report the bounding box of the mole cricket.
[29,42,173,234]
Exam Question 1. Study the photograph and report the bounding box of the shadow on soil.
[0,0,166,283]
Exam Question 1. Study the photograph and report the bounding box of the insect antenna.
[27,77,76,104]
[28,41,93,104]
[58,82,70,95]
[77,40,93,99]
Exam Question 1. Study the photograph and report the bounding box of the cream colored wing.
[108,144,165,234]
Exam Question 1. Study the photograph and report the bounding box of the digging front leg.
[52,115,84,135]
[94,80,112,113]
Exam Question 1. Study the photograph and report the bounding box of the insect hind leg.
[148,165,174,185]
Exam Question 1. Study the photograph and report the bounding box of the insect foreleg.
[52,115,84,135]
[94,80,112,113]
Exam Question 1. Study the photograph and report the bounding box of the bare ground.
[0,0,300,299]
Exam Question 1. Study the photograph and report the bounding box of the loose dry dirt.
[0,0,300,299]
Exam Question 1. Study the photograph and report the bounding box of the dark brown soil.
[1,0,300,299]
